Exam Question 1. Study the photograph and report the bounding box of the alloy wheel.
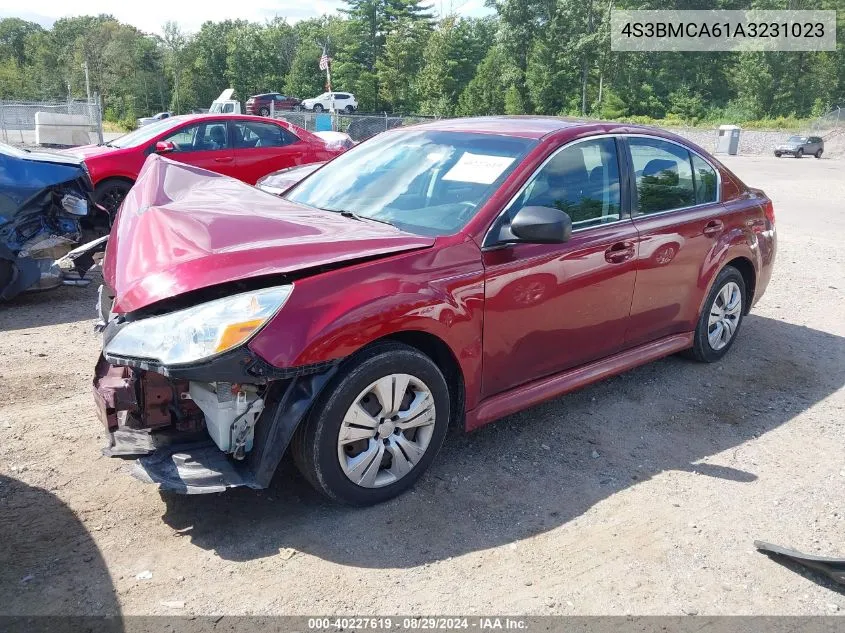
[708,281,742,351]
[337,373,436,488]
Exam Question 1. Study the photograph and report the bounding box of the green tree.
[457,45,507,116]
[376,18,430,112]
[0,18,42,66]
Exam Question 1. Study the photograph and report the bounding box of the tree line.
[1,0,843,128]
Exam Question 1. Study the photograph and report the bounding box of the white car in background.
[136,112,172,127]
[301,92,358,113]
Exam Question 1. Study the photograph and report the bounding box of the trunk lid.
[104,156,434,314]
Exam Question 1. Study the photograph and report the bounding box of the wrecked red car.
[93,117,776,505]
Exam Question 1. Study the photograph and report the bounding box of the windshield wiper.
[336,209,395,227]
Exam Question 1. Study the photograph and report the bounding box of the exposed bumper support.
[93,353,339,494]
[132,441,263,494]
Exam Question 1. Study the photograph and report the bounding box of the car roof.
[408,116,596,139]
[163,113,287,124]
[400,116,716,145]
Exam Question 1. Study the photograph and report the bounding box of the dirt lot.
[1,155,843,617]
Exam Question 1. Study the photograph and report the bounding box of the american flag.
[319,51,330,71]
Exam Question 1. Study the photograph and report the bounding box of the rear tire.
[686,265,746,363]
[815,149,823,159]
[292,342,450,506]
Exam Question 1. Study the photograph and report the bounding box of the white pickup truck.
[208,89,242,114]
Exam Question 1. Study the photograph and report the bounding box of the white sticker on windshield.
[442,152,515,184]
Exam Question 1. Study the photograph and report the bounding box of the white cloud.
[0,0,345,35]
[0,0,493,35]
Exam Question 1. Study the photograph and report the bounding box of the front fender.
[249,238,486,409]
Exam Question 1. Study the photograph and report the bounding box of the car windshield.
[110,118,185,148]
[787,136,807,143]
[285,130,536,237]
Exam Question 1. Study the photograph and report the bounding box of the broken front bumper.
[93,351,339,494]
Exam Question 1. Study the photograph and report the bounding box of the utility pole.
[82,61,91,102]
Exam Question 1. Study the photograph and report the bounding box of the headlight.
[61,193,88,216]
[104,285,293,365]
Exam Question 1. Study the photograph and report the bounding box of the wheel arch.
[378,330,466,430]
[724,255,756,314]
[94,174,135,190]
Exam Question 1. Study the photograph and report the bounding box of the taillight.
[762,199,775,225]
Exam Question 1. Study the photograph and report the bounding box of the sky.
[0,0,492,35]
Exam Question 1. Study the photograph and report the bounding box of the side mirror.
[510,206,573,244]
[154,141,175,154]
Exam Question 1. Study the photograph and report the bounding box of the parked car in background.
[136,112,172,127]
[0,143,94,299]
[246,93,302,116]
[301,92,357,113]
[92,117,776,505]
[61,114,345,223]
[774,135,824,158]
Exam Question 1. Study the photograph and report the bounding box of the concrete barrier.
[34,111,95,147]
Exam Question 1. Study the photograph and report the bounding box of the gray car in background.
[774,135,824,158]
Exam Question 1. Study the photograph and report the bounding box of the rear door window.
[234,122,299,149]
[628,138,696,214]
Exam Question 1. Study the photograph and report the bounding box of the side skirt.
[465,332,694,431]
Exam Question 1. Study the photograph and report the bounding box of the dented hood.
[104,156,434,314]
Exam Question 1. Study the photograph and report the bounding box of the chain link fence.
[812,105,843,138]
[0,98,103,146]
[273,111,438,142]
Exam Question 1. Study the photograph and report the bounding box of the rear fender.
[696,209,760,318]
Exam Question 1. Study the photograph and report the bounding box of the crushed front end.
[92,284,338,494]
[0,145,97,299]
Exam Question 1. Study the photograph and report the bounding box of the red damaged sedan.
[65,113,342,224]
[93,117,776,505]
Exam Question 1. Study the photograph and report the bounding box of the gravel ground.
[0,156,843,617]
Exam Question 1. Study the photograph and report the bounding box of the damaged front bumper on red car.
[92,350,339,494]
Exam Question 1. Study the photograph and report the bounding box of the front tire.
[292,342,450,506]
[313,104,324,113]
[344,105,354,114]
[94,178,133,222]
[687,265,746,363]
[259,107,270,117]
[774,151,782,158]
[796,148,804,158]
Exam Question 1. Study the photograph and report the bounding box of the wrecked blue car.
[0,143,96,300]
